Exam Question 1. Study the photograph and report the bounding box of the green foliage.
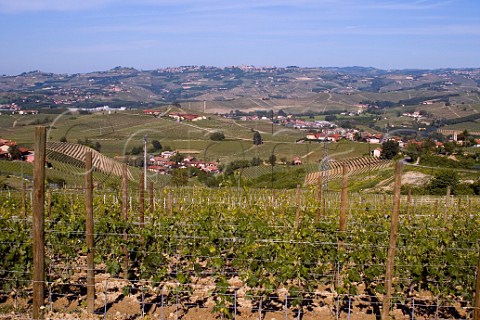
[151,139,162,151]
[253,131,262,145]
[380,140,399,160]
[170,153,185,164]
[129,145,143,155]
[171,168,189,186]
[7,145,22,160]
[427,170,459,195]
[0,187,479,317]
[324,115,337,122]
[268,154,276,166]
[420,154,476,169]
[209,131,226,141]
[224,159,251,176]
[77,138,101,152]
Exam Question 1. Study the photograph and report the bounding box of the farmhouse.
[169,112,206,122]
[305,132,344,142]
[18,110,39,115]
[292,157,302,165]
[143,109,164,117]
[372,148,382,158]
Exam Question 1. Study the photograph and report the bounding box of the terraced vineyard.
[304,156,393,186]
[0,186,479,319]
[46,142,133,180]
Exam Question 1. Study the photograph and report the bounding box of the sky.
[0,0,479,75]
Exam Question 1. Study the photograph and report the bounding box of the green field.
[0,111,366,162]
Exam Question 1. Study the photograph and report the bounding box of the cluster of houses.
[402,111,423,119]
[0,139,33,161]
[143,110,207,122]
[0,104,38,115]
[303,127,385,143]
[168,112,207,122]
[147,151,220,175]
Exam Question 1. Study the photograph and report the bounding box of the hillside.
[1,66,479,115]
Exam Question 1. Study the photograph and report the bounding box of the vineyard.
[45,142,132,180]
[303,157,393,186]
[1,183,480,319]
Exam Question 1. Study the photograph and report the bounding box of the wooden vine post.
[149,181,154,214]
[85,152,95,314]
[474,249,480,320]
[444,186,451,220]
[406,189,411,215]
[121,164,129,279]
[316,174,323,223]
[382,161,403,320]
[21,181,27,227]
[335,165,348,289]
[168,192,173,216]
[139,171,145,227]
[339,165,348,248]
[294,184,301,230]
[32,126,46,320]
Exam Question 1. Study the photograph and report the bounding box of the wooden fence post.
[382,161,403,320]
[149,181,154,214]
[316,174,323,223]
[406,189,411,215]
[168,192,173,216]
[335,165,348,289]
[47,190,52,218]
[139,171,145,227]
[294,185,301,230]
[32,126,46,320]
[22,181,27,227]
[85,152,95,314]
[121,164,128,279]
[339,165,348,245]
[444,186,451,220]
[474,248,480,320]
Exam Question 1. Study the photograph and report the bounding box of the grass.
[442,121,480,133]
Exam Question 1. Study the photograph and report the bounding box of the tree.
[253,131,263,145]
[171,153,185,164]
[151,140,162,151]
[93,142,101,152]
[268,154,277,166]
[428,170,459,195]
[380,140,400,160]
[7,145,22,160]
[428,132,445,143]
[171,168,189,186]
[210,131,225,141]
[443,141,456,154]
[130,146,143,155]
[60,136,67,143]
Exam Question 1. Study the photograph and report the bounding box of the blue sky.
[0,0,479,75]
